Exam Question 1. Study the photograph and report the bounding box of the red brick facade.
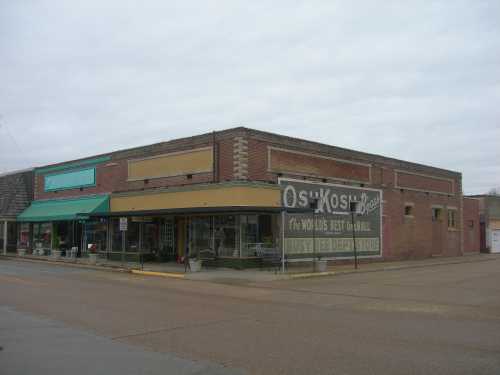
[462,197,480,253]
[32,127,480,261]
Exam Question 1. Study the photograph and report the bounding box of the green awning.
[17,195,109,222]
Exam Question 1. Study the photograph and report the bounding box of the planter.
[88,253,98,265]
[17,249,26,257]
[52,249,62,259]
[66,247,77,259]
[313,259,328,272]
[189,259,202,272]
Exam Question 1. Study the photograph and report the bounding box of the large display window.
[126,220,140,252]
[240,214,278,257]
[214,215,238,257]
[85,219,108,253]
[33,222,52,249]
[142,220,160,253]
[189,216,212,257]
[111,218,123,252]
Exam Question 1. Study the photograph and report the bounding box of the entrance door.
[159,218,175,261]
[491,230,500,253]
[480,222,486,251]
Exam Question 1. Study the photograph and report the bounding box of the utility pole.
[350,201,358,270]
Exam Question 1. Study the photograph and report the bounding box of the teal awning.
[17,195,109,222]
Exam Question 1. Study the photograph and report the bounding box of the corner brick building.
[15,127,480,266]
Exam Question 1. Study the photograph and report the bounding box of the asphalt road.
[1,257,500,375]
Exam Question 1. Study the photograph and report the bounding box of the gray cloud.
[1,0,499,194]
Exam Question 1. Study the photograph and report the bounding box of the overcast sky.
[1,1,499,194]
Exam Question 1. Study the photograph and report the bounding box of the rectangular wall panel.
[44,167,96,192]
[128,147,213,181]
[268,147,371,183]
[395,170,454,195]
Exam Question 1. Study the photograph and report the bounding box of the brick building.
[15,127,479,266]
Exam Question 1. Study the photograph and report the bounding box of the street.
[1,257,500,374]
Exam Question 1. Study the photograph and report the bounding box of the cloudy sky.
[1,1,499,194]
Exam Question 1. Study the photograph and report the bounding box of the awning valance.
[17,195,109,222]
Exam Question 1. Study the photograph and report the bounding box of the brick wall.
[463,197,480,253]
[34,130,244,200]
[32,126,466,262]
[245,129,463,261]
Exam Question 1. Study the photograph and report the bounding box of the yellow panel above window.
[128,147,213,181]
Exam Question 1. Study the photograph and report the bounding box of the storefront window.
[214,215,238,257]
[241,215,258,257]
[111,218,123,252]
[189,216,212,257]
[241,214,278,257]
[142,221,160,253]
[85,219,107,252]
[17,223,30,249]
[53,221,73,251]
[126,219,140,252]
[33,222,52,249]
[258,214,276,247]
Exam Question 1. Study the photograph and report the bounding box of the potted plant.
[88,243,98,265]
[188,251,202,272]
[51,236,62,259]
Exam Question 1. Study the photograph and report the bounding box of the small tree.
[487,187,500,196]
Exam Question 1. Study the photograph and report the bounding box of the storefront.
[17,195,109,255]
[101,213,279,263]
[106,182,283,265]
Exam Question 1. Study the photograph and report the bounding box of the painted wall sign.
[279,178,382,259]
[44,167,96,192]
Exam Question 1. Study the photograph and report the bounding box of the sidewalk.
[1,253,497,284]
[285,253,499,279]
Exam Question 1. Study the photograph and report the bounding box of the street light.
[310,198,319,271]
[349,201,359,270]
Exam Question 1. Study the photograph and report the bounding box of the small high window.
[432,207,442,221]
[404,204,413,217]
[448,209,457,229]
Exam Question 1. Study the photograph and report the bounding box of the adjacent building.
[467,195,500,253]
[0,169,34,255]
[9,127,481,266]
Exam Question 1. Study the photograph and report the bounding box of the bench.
[256,247,283,273]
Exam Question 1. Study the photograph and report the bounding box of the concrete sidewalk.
[2,253,497,284]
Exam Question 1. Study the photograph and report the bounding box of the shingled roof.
[0,169,34,219]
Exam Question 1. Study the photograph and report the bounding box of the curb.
[289,271,337,279]
[286,256,498,279]
[130,270,185,279]
[1,255,186,280]
[0,255,129,274]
